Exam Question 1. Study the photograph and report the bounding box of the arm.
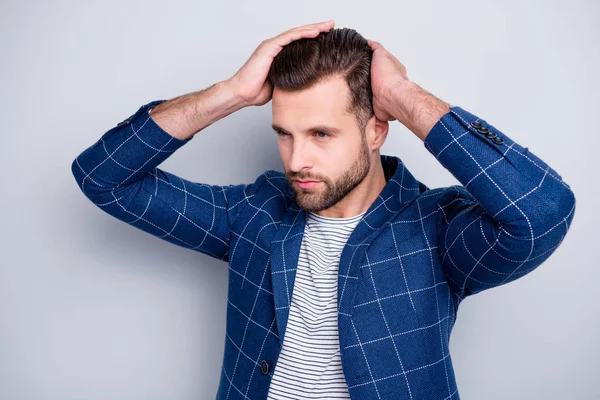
[71,82,262,261]
[148,80,249,140]
[394,80,576,301]
[71,20,336,261]
[366,40,576,301]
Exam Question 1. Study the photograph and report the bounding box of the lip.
[295,179,322,189]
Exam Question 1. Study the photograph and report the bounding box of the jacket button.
[260,360,270,375]
[117,117,132,127]
[470,121,483,129]
[492,136,504,145]
[484,132,497,139]
[476,126,490,134]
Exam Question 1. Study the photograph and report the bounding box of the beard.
[286,135,371,213]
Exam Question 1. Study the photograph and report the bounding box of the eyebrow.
[271,123,342,135]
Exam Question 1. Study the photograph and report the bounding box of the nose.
[288,140,312,174]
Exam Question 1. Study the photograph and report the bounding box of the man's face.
[271,75,371,213]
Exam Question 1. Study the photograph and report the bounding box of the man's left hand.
[367,39,451,141]
[367,39,408,122]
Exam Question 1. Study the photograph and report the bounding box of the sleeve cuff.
[423,105,507,159]
[109,99,194,153]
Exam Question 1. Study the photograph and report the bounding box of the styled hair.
[267,27,374,133]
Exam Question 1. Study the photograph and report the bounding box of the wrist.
[388,80,451,141]
[385,79,416,123]
[216,79,251,110]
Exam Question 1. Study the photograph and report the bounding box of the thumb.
[367,40,383,50]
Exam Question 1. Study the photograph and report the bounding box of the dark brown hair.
[268,28,374,133]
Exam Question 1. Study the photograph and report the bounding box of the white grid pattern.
[72,100,576,399]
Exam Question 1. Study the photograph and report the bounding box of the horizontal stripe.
[267,211,365,399]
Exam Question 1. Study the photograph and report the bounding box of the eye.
[275,130,289,137]
[314,131,330,139]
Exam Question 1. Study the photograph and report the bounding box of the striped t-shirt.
[267,210,366,399]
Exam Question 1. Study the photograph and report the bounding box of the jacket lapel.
[269,202,306,344]
[269,155,426,345]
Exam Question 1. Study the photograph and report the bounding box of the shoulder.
[249,170,289,195]
[246,169,295,209]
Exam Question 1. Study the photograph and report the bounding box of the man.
[71,20,576,400]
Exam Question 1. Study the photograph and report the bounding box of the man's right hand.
[226,20,335,107]
[149,20,335,140]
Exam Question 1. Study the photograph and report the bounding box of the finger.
[367,40,384,50]
[260,21,334,59]
[273,27,324,48]
[272,20,334,43]
[290,20,335,32]
[257,28,319,60]
[280,20,334,38]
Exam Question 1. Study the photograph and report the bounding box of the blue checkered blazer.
[72,99,576,399]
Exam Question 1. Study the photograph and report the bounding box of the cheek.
[330,142,364,174]
[331,139,360,162]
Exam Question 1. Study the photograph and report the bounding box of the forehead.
[271,75,353,124]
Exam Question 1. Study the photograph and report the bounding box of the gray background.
[1,0,598,398]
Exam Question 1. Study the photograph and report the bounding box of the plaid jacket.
[72,99,576,399]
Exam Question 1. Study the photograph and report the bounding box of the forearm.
[387,79,574,234]
[149,80,248,140]
[427,107,576,298]
[386,80,451,141]
[423,104,575,238]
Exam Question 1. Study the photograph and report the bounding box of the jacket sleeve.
[71,99,265,262]
[423,106,576,302]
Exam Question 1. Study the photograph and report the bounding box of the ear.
[366,115,389,150]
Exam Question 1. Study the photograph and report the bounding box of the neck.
[313,154,387,219]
